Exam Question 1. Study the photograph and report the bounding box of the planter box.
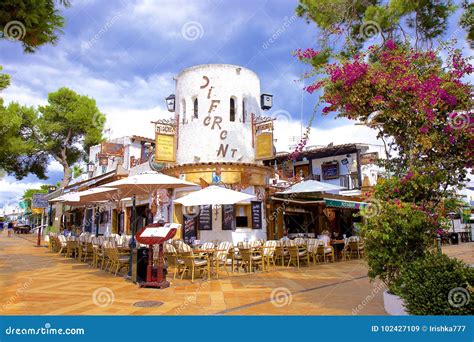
[383,290,408,315]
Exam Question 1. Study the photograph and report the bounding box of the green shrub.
[360,201,436,292]
[396,253,474,315]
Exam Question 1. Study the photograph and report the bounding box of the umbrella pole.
[128,195,137,278]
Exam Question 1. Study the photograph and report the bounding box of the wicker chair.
[180,251,210,283]
[238,247,263,272]
[262,240,277,270]
[287,245,310,268]
[273,241,290,267]
[348,237,364,259]
[316,240,335,263]
[213,241,233,277]
[164,243,184,280]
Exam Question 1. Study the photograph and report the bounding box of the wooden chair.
[273,241,290,267]
[287,245,310,268]
[238,247,263,272]
[262,240,277,270]
[57,235,68,255]
[164,243,184,280]
[65,240,78,258]
[316,241,335,263]
[213,241,233,277]
[109,247,129,275]
[180,252,210,283]
[348,239,364,259]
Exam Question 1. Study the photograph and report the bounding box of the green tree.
[37,87,105,187]
[295,0,469,56]
[71,163,84,179]
[0,0,70,53]
[0,68,49,179]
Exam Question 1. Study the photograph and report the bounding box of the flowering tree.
[298,41,473,212]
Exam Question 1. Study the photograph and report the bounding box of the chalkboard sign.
[251,201,262,229]
[322,162,339,180]
[222,204,235,230]
[183,216,197,243]
[198,205,212,230]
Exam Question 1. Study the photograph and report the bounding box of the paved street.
[1,231,472,316]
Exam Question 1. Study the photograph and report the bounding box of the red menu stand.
[135,223,177,289]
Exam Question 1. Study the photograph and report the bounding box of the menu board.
[322,162,339,180]
[183,216,197,242]
[251,201,262,229]
[198,205,212,230]
[222,204,235,230]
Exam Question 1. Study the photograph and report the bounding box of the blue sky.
[0,0,472,210]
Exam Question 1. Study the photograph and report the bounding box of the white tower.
[174,64,262,164]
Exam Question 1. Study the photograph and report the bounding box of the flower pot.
[383,290,408,315]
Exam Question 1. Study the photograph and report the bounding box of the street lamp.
[87,161,95,178]
[165,94,176,112]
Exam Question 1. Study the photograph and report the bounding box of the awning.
[324,198,366,210]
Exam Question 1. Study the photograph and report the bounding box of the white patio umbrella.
[277,179,345,195]
[101,171,198,257]
[76,187,120,203]
[49,192,81,206]
[174,185,256,206]
[103,171,197,195]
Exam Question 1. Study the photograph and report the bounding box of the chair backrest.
[294,237,305,245]
[237,241,251,249]
[201,242,215,250]
[175,240,193,253]
[58,235,66,242]
[263,240,277,256]
[216,241,232,261]
[288,245,299,257]
[164,243,177,254]
[307,238,318,253]
[348,236,359,242]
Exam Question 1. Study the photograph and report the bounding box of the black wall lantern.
[260,93,273,110]
[166,94,176,112]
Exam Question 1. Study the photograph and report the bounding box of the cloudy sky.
[0,0,472,210]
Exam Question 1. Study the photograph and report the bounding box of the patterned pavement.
[0,231,472,316]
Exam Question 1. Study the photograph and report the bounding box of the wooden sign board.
[155,133,176,163]
[360,152,379,165]
[321,162,339,180]
[251,201,262,229]
[255,132,274,160]
[198,205,212,230]
[101,142,124,157]
[222,204,235,230]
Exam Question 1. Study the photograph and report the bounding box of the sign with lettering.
[222,204,235,230]
[155,133,176,163]
[32,194,48,209]
[251,201,262,229]
[255,132,274,160]
[183,216,197,243]
[321,162,339,180]
[198,205,212,230]
[101,142,124,157]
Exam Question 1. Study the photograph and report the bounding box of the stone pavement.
[0,231,472,316]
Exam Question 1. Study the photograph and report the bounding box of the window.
[181,100,186,122]
[242,98,246,123]
[230,97,235,122]
[193,98,198,118]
